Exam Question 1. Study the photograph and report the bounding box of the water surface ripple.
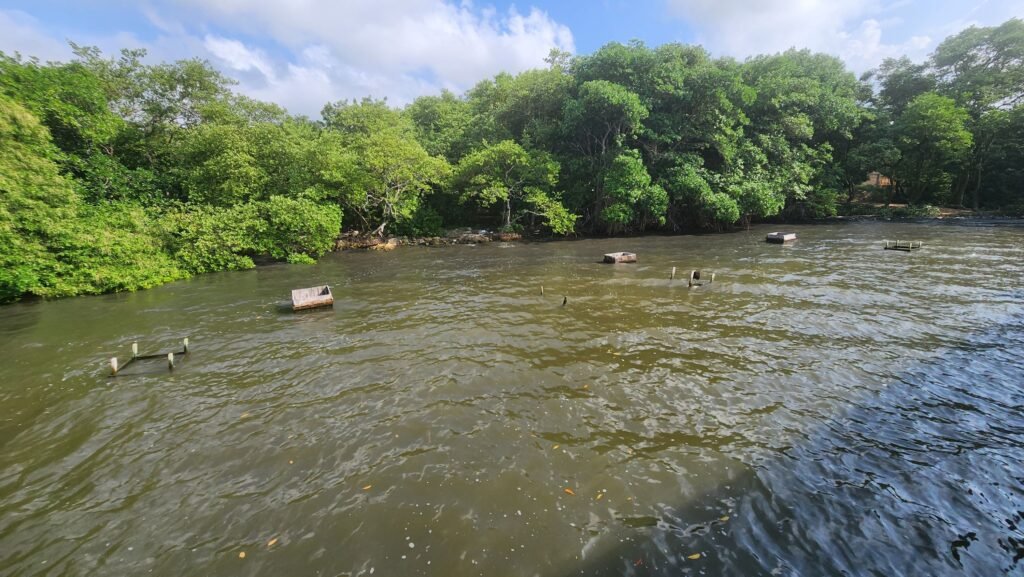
[1,222,1023,576]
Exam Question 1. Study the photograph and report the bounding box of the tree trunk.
[954,171,969,207]
[972,166,983,211]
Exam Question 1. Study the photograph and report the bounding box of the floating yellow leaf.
[238,551,246,559]
[362,485,372,490]
[595,493,604,501]
[582,384,589,390]
[687,553,701,560]
[552,444,560,450]
[719,516,730,522]
[564,488,576,496]
[267,538,278,547]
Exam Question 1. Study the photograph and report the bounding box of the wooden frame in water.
[291,285,334,311]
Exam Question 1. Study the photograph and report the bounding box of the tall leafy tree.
[452,140,575,234]
[561,79,648,231]
[325,99,449,235]
[893,92,973,204]
[932,18,1024,208]
[405,90,472,162]
[602,149,667,233]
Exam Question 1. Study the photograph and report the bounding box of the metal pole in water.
[168,352,174,370]
[131,342,138,359]
[110,357,118,376]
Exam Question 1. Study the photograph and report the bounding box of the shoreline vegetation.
[2,19,1022,303]
[339,210,1024,252]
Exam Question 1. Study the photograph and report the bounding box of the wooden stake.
[168,352,174,370]
[562,296,567,307]
[710,272,716,283]
[670,267,676,280]
[183,337,189,353]
[540,285,545,296]
[110,357,119,376]
[131,342,138,359]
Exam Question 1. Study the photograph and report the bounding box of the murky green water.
[2,222,1023,576]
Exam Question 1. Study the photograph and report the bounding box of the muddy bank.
[334,228,524,251]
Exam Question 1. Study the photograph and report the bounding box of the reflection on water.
[1,222,1022,576]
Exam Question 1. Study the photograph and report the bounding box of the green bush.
[256,196,340,260]
[785,188,839,219]
[395,204,445,237]
[890,204,941,218]
[0,97,182,300]
[840,203,941,219]
[164,203,262,274]
[163,198,340,274]
[996,203,1024,217]
[55,203,186,296]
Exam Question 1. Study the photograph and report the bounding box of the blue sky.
[1,1,1020,116]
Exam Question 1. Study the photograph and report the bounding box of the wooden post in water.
[131,342,138,359]
[670,267,676,280]
[540,285,545,296]
[110,357,119,376]
[183,338,189,353]
[167,352,174,370]
[710,273,716,283]
[562,296,567,307]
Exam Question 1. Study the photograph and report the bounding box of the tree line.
[1,19,1022,302]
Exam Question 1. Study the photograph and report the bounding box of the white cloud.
[199,33,442,117]
[4,2,574,117]
[0,9,73,62]
[838,19,932,72]
[203,35,277,80]
[665,0,935,72]
[162,0,575,113]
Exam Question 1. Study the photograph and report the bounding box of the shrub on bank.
[839,203,942,219]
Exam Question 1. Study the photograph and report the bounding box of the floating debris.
[291,285,333,311]
[766,232,797,244]
[603,251,637,263]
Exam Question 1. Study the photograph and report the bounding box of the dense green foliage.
[2,18,1022,302]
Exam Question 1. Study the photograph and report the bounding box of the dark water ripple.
[1,222,1023,576]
